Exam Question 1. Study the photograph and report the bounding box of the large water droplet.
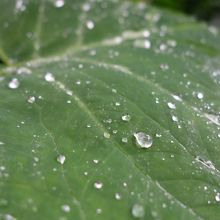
[131,204,145,218]
[57,155,66,165]
[134,132,153,148]
[8,78,20,89]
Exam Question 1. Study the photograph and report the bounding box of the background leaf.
[0,0,220,219]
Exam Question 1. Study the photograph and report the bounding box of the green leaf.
[0,1,220,220]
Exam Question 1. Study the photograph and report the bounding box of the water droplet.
[8,78,20,89]
[96,208,102,214]
[86,20,95,30]
[15,0,26,13]
[215,193,220,202]
[0,141,5,145]
[93,159,99,164]
[167,102,176,109]
[172,94,182,101]
[156,133,162,138]
[122,114,131,122]
[57,155,66,165]
[197,92,204,100]
[160,64,169,70]
[27,96,35,104]
[61,204,70,212]
[134,39,151,49]
[133,132,153,149]
[122,137,128,143]
[4,214,17,220]
[104,132,110,139]
[171,115,178,122]
[115,102,121,106]
[45,72,55,82]
[115,193,122,200]
[82,3,91,11]
[94,181,103,189]
[54,0,65,8]
[131,204,145,218]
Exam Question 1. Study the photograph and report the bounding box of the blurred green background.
[135,0,220,25]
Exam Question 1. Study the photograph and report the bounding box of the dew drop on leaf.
[45,72,55,82]
[104,132,110,139]
[122,137,128,143]
[134,132,153,148]
[94,181,103,189]
[215,193,220,202]
[197,92,204,100]
[171,115,178,122]
[27,96,36,104]
[61,204,70,212]
[86,20,95,30]
[54,0,65,8]
[96,208,102,214]
[131,204,145,218]
[167,102,176,109]
[8,78,20,89]
[115,193,122,200]
[57,155,66,165]
[122,114,131,122]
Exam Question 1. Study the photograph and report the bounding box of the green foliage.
[0,0,220,220]
[150,0,220,20]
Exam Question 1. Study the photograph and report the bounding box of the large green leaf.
[0,0,220,219]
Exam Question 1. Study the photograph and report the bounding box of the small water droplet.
[94,181,103,189]
[8,78,20,89]
[197,92,204,100]
[57,155,66,165]
[172,94,182,101]
[54,0,65,8]
[160,64,169,70]
[86,20,95,30]
[215,193,220,202]
[27,96,35,104]
[115,102,121,106]
[93,159,99,164]
[82,3,91,11]
[171,115,178,122]
[122,114,131,122]
[115,193,122,200]
[167,102,176,109]
[96,208,102,214]
[133,132,153,149]
[122,137,128,143]
[131,204,145,218]
[104,132,110,139]
[45,72,55,82]
[61,204,70,212]
[134,39,151,49]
